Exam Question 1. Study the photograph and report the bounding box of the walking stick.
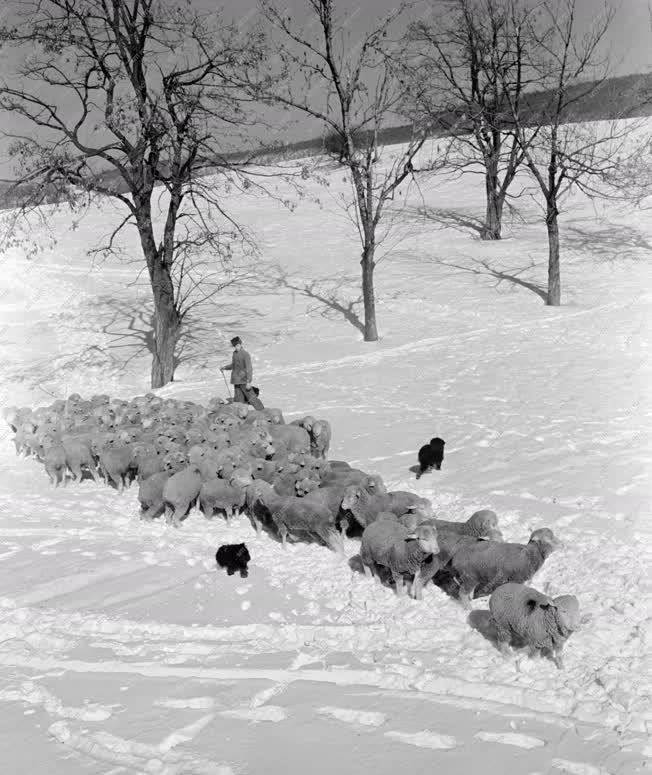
[221,369,232,400]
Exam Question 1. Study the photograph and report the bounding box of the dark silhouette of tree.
[0,0,269,386]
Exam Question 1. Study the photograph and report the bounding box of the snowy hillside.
[0,123,650,774]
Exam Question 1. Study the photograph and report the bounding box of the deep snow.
[0,124,650,774]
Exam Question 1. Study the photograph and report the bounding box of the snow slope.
[0,124,650,774]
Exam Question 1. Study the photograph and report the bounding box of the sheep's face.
[469,509,499,535]
[554,595,581,632]
[530,528,561,554]
[414,525,439,555]
[340,486,363,511]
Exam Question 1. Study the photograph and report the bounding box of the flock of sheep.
[4,391,581,669]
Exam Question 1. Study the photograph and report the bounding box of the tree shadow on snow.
[55,295,265,379]
[405,206,486,236]
[563,222,652,263]
[252,262,365,335]
[430,254,548,302]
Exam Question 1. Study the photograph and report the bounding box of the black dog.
[215,543,251,578]
[416,437,446,479]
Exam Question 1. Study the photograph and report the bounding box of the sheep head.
[529,528,561,555]
[468,509,500,537]
[553,594,581,633]
[411,524,439,556]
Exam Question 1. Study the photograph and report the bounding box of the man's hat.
[230,336,242,347]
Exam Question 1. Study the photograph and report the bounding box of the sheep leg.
[458,585,476,610]
[392,571,406,597]
[362,563,374,579]
[411,573,423,601]
[278,524,288,548]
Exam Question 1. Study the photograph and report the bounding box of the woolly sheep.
[162,465,203,528]
[199,471,251,522]
[244,408,285,426]
[431,509,502,539]
[43,443,68,486]
[310,419,332,459]
[247,480,342,551]
[489,583,581,669]
[138,471,171,520]
[267,423,311,456]
[61,437,100,484]
[360,515,440,599]
[444,528,562,608]
[341,485,432,530]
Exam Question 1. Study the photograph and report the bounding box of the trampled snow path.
[0,126,650,773]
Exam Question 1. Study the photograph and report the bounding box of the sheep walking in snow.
[442,527,562,608]
[138,471,171,521]
[162,465,203,527]
[360,514,440,599]
[430,509,502,539]
[246,480,343,551]
[489,583,581,669]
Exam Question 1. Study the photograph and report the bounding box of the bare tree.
[257,0,430,341]
[405,0,534,240]
[0,0,269,387]
[502,0,632,305]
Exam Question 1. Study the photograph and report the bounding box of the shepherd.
[220,336,264,410]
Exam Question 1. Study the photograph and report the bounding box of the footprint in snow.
[317,706,386,727]
[384,730,459,750]
[474,731,545,749]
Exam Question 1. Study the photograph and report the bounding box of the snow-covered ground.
[0,125,650,774]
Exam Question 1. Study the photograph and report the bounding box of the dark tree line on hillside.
[0,0,641,387]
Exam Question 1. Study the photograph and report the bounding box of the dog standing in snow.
[416,437,445,480]
[215,543,251,578]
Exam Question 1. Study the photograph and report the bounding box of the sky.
[0,0,650,175]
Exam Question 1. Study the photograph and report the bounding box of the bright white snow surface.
[0,124,650,774]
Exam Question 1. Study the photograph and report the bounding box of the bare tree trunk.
[136,202,182,388]
[151,264,181,387]
[545,202,561,306]
[361,244,378,341]
[481,173,504,240]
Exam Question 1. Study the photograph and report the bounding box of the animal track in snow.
[317,706,386,727]
[551,760,613,775]
[220,705,287,722]
[384,729,459,750]
[474,731,545,748]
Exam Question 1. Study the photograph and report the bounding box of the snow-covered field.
[0,126,650,774]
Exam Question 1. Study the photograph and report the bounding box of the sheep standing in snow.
[488,583,581,669]
[138,471,171,520]
[443,528,561,608]
[247,480,343,551]
[430,509,502,539]
[309,419,332,459]
[360,514,440,599]
[341,484,432,531]
[162,465,203,527]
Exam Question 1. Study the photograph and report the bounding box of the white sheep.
[444,527,562,608]
[162,465,203,528]
[246,480,343,551]
[488,582,581,669]
[360,514,440,599]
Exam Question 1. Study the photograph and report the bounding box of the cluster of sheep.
[4,392,580,669]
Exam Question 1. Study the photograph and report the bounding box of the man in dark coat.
[220,336,264,410]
